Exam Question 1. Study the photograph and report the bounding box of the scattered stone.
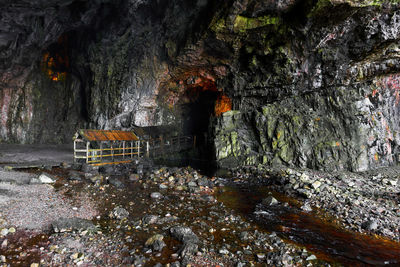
[51,217,96,233]
[0,228,8,236]
[142,215,159,225]
[150,192,163,199]
[108,177,124,188]
[38,173,56,184]
[68,171,82,181]
[257,253,265,260]
[145,234,166,252]
[262,196,279,206]
[110,206,129,220]
[219,248,229,255]
[129,173,140,181]
[362,220,378,231]
[170,226,199,244]
[306,254,317,261]
[311,181,321,190]
[159,184,168,189]
[301,202,313,212]
[1,239,7,249]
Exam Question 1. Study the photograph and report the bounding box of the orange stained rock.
[215,94,232,116]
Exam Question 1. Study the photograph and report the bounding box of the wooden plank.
[90,160,132,166]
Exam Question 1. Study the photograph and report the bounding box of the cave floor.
[0,161,400,266]
[0,144,73,168]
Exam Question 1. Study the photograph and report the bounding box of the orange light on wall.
[41,34,69,82]
[215,94,232,116]
[41,52,67,82]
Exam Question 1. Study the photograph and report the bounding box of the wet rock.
[108,177,125,188]
[110,206,129,220]
[129,173,140,181]
[170,226,199,244]
[170,226,199,256]
[262,196,279,206]
[51,217,96,233]
[188,181,197,187]
[0,228,8,236]
[257,253,266,261]
[145,234,166,252]
[301,202,313,212]
[81,164,97,174]
[159,184,168,189]
[132,255,147,266]
[38,173,56,184]
[306,254,317,261]
[311,181,321,190]
[89,175,103,185]
[178,242,198,257]
[239,231,251,242]
[142,215,159,225]
[219,248,229,255]
[362,219,379,231]
[68,171,82,181]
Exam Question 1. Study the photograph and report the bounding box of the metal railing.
[74,135,196,166]
[144,135,195,158]
[74,139,141,166]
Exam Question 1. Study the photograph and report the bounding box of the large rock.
[51,217,96,233]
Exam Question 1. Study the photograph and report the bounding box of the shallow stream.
[216,185,400,266]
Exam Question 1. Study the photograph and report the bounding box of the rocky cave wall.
[1,0,400,172]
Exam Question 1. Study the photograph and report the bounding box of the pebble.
[306,254,317,260]
[150,192,163,199]
[159,184,168,189]
[256,253,265,260]
[0,228,8,236]
[219,248,229,255]
[312,181,321,189]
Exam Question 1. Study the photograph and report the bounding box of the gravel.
[0,171,98,230]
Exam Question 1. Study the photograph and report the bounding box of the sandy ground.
[0,171,98,230]
[0,144,73,166]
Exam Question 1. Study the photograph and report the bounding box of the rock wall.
[1,0,400,171]
[210,0,400,171]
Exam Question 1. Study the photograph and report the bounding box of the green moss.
[211,18,226,32]
[309,0,332,17]
[165,39,177,58]
[233,15,279,33]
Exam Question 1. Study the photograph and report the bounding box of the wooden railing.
[144,135,195,158]
[74,139,141,166]
[74,135,195,166]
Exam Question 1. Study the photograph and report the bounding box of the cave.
[1,0,400,266]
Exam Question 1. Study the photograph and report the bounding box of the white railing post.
[86,141,89,164]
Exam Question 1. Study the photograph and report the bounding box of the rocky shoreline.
[0,161,400,266]
[233,165,400,242]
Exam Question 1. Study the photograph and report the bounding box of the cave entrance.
[180,78,232,163]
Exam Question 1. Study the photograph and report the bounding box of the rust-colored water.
[216,186,400,267]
